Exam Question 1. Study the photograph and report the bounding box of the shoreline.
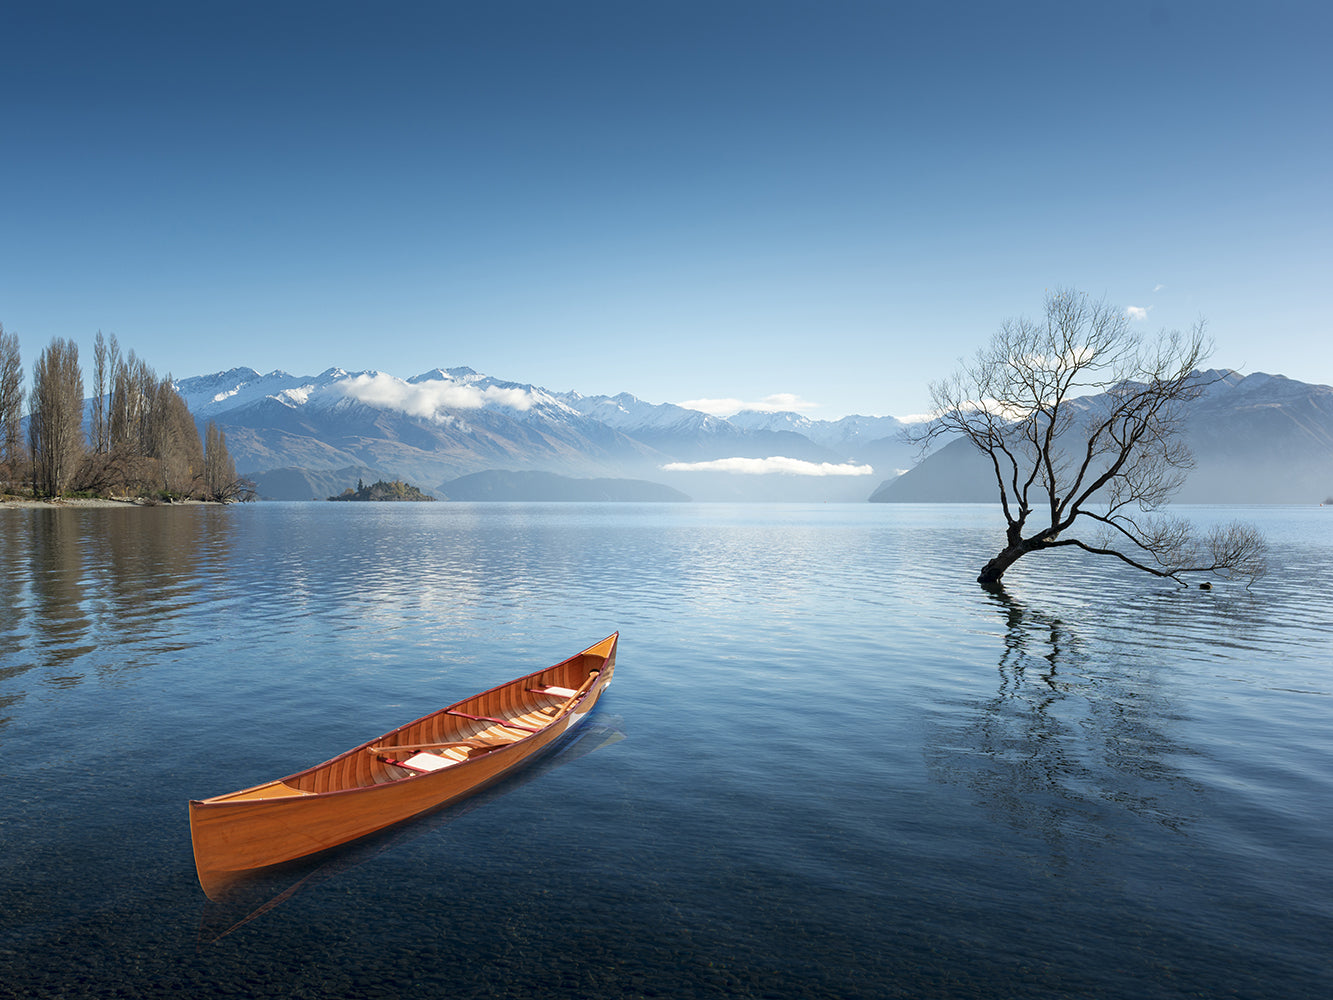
[0,496,217,509]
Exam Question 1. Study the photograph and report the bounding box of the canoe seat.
[392,752,458,773]
[530,685,580,698]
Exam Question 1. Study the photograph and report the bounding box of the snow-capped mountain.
[558,390,733,435]
[174,365,914,500]
[180,365,580,426]
[727,410,909,450]
[176,366,319,416]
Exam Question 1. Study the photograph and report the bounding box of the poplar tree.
[148,377,203,495]
[0,324,24,484]
[28,338,85,497]
[203,421,240,500]
[91,330,117,454]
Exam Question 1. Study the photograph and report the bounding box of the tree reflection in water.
[0,506,238,732]
[927,582,1199,864]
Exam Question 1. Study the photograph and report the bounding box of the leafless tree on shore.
[0,324,24,486]
[29,338,85,497]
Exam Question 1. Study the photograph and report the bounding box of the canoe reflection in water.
[198,715,626,945]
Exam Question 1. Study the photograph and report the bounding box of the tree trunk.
[977,542,1036,586]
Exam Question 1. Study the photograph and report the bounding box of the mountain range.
[175,366,917,501]
[173,366,1333,504]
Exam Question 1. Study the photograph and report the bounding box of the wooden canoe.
[188,633,617,898]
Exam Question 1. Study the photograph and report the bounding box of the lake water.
[0,501,1329,999]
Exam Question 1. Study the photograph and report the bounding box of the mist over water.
[1,502,1329,999]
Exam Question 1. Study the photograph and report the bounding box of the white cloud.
[338,372,534,419]
[1126,305,1151,321]
[678,393,820,417]
[1153,283,1165,292]
[661,456,875,476]
[968,397,1033,420]
[744,393,817,414]
[678,397,746,416]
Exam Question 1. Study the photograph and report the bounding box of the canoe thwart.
[365,739,496,755]
[546,670,602,718]
[445,710,543,733]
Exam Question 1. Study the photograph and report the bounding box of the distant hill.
[440,470,690,502]
[868,437,997,502]
[250,466,384,501]
[871,371,1333,505]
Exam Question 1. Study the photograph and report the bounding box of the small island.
[329,478,436,502]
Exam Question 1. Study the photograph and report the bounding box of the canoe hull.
[189,634,616,898]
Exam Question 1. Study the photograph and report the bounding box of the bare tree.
[0,323,24,485]
[203,420,252,501]
[147,377,204,496]
[108,349,155,459]
[28,337,86,497]
[91,330,111,454]
[907,288,1266,588]
[204,421,233,497]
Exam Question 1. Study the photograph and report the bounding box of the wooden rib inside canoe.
[188,632,618,898]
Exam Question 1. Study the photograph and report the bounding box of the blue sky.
[2,0,1329,419]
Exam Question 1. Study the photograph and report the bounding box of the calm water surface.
[0,502,1329,999]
